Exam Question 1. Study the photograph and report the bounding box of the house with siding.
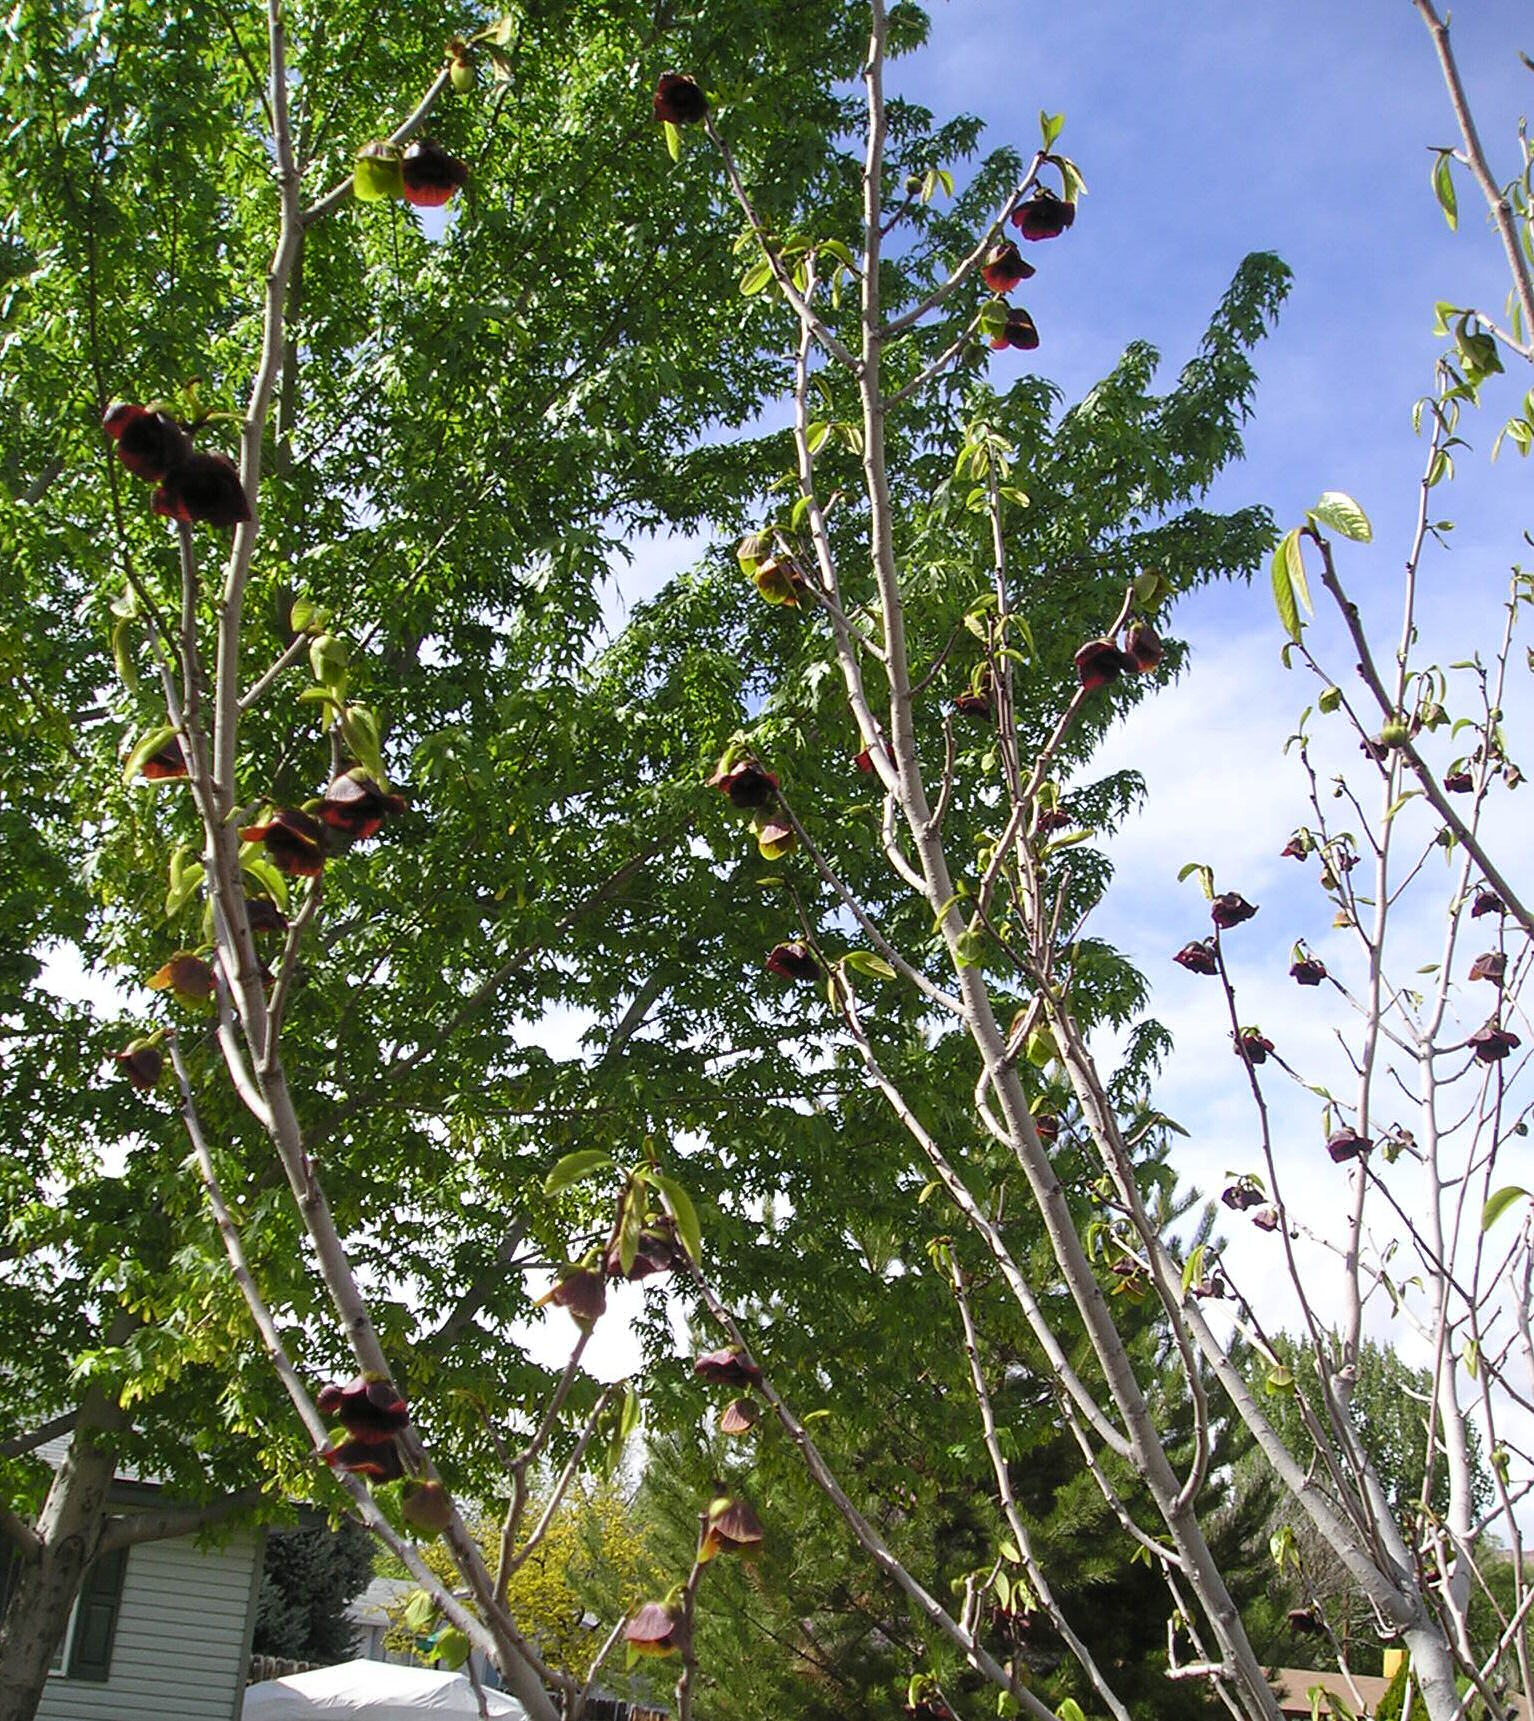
[2,1441,264,1721]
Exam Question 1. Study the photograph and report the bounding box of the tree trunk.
[0,1424,119,1721]
[0,1317,135,1721]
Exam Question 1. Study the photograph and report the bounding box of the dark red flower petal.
[1290,958,1327,987]
[1210,893,1258,928]
[1010,192,1075,241]
[706,757,778,811]
[979,241,1034,294]
[103,403,192,483]
[693,1345,763,1389]
[1074,638,1134,692]
[320,771,407,840]
[155,450,251,528]
[766,940,821,983]
[400,139,468,207]
[653,72,708,126]
[114,1041,164,1091]
[241,807,327,877]
[1469,951,1507,985]
[1326,1128,1371,1163]
[1174,940,1218,975]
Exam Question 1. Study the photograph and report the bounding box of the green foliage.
[253,1519,375,1663]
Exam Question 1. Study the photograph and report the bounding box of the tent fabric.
[241,1659,530,1718]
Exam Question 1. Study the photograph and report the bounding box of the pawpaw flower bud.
[753,813,796,860]
[753,555,809,607]
[152,451,251,528]
[147,952,216,1006]
[316,1374,410,1441]
[353,142,405,202]
[102,403,192,483]
[719,1397,760,1436]
[980,241,1034,293]
[241,807,327,877]
[538,1264,607,1329]
[323,1437,404,1482]
[1234,1028,1274,1065]
[1174,940,1218,975]
[1221,1181,1263,1211]
[700,1489,765,1562]
[138,737,189,780]
[953,688,993,719]
[401,1480,455,1535]
[987,307,1039,352]
[625,1594,686,1658]
[693,1345,763,1389]
[1251,1205,1281,1232]
[853,747,875,773]
[1073,637,1134,692]
[1469,951,1506,985]
[320,769,407,841]
[114,1039,164,1091]
[1326,1127,1370,1163]
[1471,889,1504,918]
[652,72,708,126]
[1010,191,1075,241]
[1123,620,1163,673]
[1032,1113,1060,1144]
[1444,769,1474,793]
[445,41,476,93]
[1035,807,1072,834]
[706,754,778,811]
[245,896,288,937]
[1287,1607,1324,1638]
[1210,892,1257,929]
[766,940,821,983]
[1280,836,1310,860]
[400,139,469,208]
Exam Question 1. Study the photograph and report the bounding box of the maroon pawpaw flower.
[1123,620,1163,673]
[1251,1205,1281,1232]
[1326,1128,1371,1163]
[1074,637,1134,692]
[1211,893,1257,929]
[1281,836,1310,860]
[114,1039,164,1091]
[316,1374,410,1442]
[320,770,407,840]
[1011,191,1075,241]
[953,688,993,719]
[1174,940,1219,975]
[538,1264,607,1329]
[854,747,875,773]
[988,307,1040,352]
[603,1223,681,1281]
[766,940,821,983]
[152,450,251,528]
[1444,769,1474,793]
[693,1345,763,1390]
[245,896,288,936]
[103,403,191,483]
[707,755,778,811]
[1221,1181,1263,1211]
[324,1437,405,1481]
[700,1490,765,1561]
[138,737,189,779]
[146,952,216,1005]
[241,807,327,876]
[980,241,1034,293]
[1471,889,1505,918]
[1290,956,1327,987]
[1234,1029,1274,1065]
[400,139,468,207]
[1470,1022,1520,1063]
[1035,807,1072,835]
[1032,1112,1060,1144]
[1469,951,1507,985]
[652,73,707,127]
[720,1397,760,1436]
[626,1595,687,1658]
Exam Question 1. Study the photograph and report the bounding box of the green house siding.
[34,1530,262,1721]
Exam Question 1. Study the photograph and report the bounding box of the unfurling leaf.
[1309,490,1373,542]
[1433,150,1458,230]
[651,1172,702,1262]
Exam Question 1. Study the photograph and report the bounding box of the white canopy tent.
[241,1659,531,1718]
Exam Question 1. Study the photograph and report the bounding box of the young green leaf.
[1433,150,1457,230]
[664,120,682,164]
[543,1149,614,1195]
[650,1171,702,1262]
[1309,490,1373,542]
[1481,1185,1529,1232]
